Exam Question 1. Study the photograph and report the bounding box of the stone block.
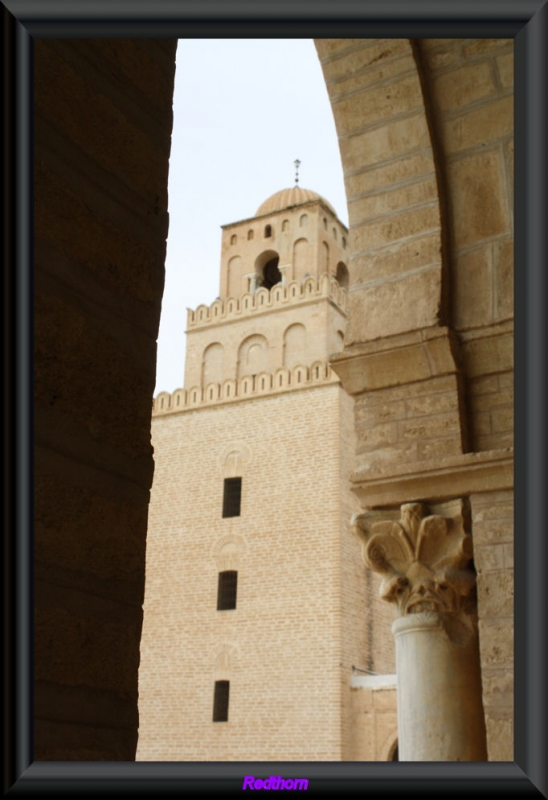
[471,489,513,509]
[349,177,438,225]
[322,39,410,82]
[448,150,510,248]
[417,437,463,461]
[355,400,407,428]
[443,96,513,154]
[334,75,424,135]
[485,714,513,762]
[433,62,495,112]
[482,670,513,708]
[405,390,459,417]
[463,39,513,56]
[477,571,514,617]
[471,386,513,411]
[340,112,431,173]
[346,267,442,342]
[491,407,513,433]
[398,412,461,441]
[315,39,371,59]
[326,53,415,97]
[453,246,493,330]
[345,153,435,197]
[351,203,440,252]
[469,375,499,395]
[474,544,505,573]
[428,49,460,70]
[472,411,492,436]
[359,422,398,449]
[478,618,513,667]
[351,234,441,284]
[477,431,514,450]
[462,331,513,378]
[473,518,514,545]
[421,39,461,51]
[496,52,514,89]
[495,239,514,321]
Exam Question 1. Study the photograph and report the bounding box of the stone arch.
[202,342,224,386]
[237,333,269,379]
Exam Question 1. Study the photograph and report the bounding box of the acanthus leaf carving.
[353,500,476,619]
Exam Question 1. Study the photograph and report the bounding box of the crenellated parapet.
[153,360,338,416]
[187,275,347,329]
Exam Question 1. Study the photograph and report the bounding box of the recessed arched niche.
[283,323,307,370]
[336,261,349,288]
[202,342,225,386]
[237,333,269,379]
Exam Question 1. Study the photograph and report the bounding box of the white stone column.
[354,500,487,761]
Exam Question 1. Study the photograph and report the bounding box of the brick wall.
[138,383,379,760]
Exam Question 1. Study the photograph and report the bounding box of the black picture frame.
[3,0,547,796]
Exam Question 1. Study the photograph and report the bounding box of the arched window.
[264,224,272,238]
[299,214,308,227]
[247,229,254,240]
[323,217,327,230]
[230,234,237,245]
[263,257,281,289]
[254,249,281,290]
[282,219,289,231]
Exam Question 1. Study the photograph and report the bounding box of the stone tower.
[137,187,396,761]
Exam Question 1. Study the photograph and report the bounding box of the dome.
[255,186,337,217]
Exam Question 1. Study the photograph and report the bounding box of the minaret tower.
[137,186,395,761]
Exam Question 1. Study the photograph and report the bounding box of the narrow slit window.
[222,477,242,518]
[213,680,230,722]
[217,570,238,610]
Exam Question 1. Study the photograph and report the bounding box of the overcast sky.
[155,39,349,395]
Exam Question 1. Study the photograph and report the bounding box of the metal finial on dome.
[294,159,301,186]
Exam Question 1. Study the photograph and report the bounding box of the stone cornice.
[330,326,462,394]
[351,448,513,508]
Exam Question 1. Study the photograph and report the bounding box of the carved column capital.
[353,500,476,620]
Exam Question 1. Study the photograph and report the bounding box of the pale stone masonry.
[32,37,515,764]
[137,187,397,761]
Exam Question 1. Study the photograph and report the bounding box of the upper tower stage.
[219,186,349,299]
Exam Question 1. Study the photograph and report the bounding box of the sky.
[154,39,349,395]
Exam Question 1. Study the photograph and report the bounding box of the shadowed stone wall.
[34,38,177,760]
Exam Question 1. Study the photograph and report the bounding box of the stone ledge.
[351,448,513,508]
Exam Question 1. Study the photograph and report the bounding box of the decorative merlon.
[353,500,476,621]
[187,275,347,329]
[153,360,339,416]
